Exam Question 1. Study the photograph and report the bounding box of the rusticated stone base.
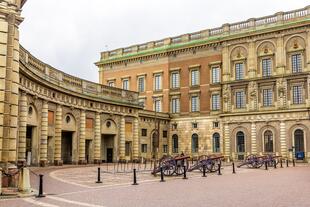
[93,159,101,164]
[17,160,26,168]
[78,160,87,165]
[39,160,47,167]
[54,160,63,166]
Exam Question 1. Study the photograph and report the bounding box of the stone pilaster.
[222,44,230,82]
[306,29,310,71]
[280,121,287,158]
[17,92,27,165]
[247,41,256,78]
[94,112,101,163]
[251,122,257,154]
[119,116,125,160]
[54,105,62,165]
[275,35,285,75]
[132,117,139,160]
[223,123,230,160]
[78,110,86,164]
[39,100,48,166]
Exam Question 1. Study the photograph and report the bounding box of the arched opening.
[264,130,273,153]
[294,129,304,159]
[212,133,220,153]
[172,134,178,153]
[191,133,199,153]
[236,131,245,153]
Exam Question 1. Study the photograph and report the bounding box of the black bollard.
[96,167,102,183]
[37,174,45,198]
[132,169,138,185]
[280,159,283,168]
[218,163,222,175]
[232,162,236,174]
[274,161,277,169]
[160,167,165,182]
[293,159,295,167]
[265,161,268,170]
[183,166,187,179]
[286,159,289,167]
[202,165,207,177]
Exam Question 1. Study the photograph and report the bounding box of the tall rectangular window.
[191,96,199,112]
[141,144,147,153]
[48,111,54,125]
[163,145,168,153]
[171,72,180,88]
[235,63,244,80]
[154,100,161,112]
[138,76,145,92]
[235,91,245,109]
[125,141,131,156]
[122,79,129,90]
[262,58,272,77]
[212,94,220,111]
[292,54,302,73]
[154,74,162,91]
[263,89,273,107]
[293,85,303,104]
[141,129,147,136]
[212,67,220,83]
[171,98,180,113]
[191,69,199,86]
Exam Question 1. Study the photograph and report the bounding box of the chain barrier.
[0,166,24,177]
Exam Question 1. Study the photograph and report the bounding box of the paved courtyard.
[1,163,310,207]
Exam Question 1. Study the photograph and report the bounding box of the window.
[212,94,220,111]
[172,123,178,130]
[154,74,162,91]
[171,72,180,88]
[138,98,145,108]
[122,79,129,90]
[235,91,245,109]
[171,98,180,113]
[141,144,147,153]
[213,122,219,128]
[141,129,147,136]
[212,67,220,83]
[191,69,199,86]
[262,58,272,77]
[191,134,199,153]
[235,63,244,80]
[264,130,273,152]
[292,54,302,73]
[138,76,145,92]
[263,89,273,107]
[154,99,162,112]
[213,133,220,153]
[163,130,168,138]
[293,85,303,104]
[192,122,198,128]
[163,145,168,153]
[294,129,304,153]
[125,141,131,156]
[172,134,178,153]
[108,81,115,87]
[236,131,245,153]
[191,96,199,112]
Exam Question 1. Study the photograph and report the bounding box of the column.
[223,123,231,160]
[39,100,48,166]
[251,122,257,154]
[119,116,125,160]
[54,105,62,165]
[94,112,101,163]
[17,92,27,165]
[78,110,86,164]
[280,121,287,158]
[132,117,139,160]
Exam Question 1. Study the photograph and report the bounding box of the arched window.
[213,133,220,153]
[192,134,199,153]
[172,134,178,153]
[264,130,273,152]
[236,131,245,153]
[294,129,304,152]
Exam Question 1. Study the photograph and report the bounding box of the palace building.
[96,6,310,161]
[0,0,310,171]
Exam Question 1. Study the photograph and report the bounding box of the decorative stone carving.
[277,78,287,109]
[222,85,231,113]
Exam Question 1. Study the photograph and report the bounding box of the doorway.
[107,148,113,163]
[26,126,34,165]
[85,140,91,163]
[294,129,304,159]
[61,131,73,164]
[101,134,115,162]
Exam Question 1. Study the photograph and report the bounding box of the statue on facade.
[222,85,231,112]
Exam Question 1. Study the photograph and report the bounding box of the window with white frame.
[292,85,303,104]
[191,95,199,112]
[212,67,220,84]
[262,58,272,77]
[291,54,302,73]
[191,69,199,86]
[138,76,145,92]
[212,94,220,111]
[235,91,245,109]
[154,74,162,91]
[108,81,115,87]
[171,72,180,88]
[171,98,180,113]
[235,63,244,80]
[122,79,129,90]
[263,88,273,107]
[154,99,162,112]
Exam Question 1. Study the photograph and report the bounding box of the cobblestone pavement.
[1,163,310,207]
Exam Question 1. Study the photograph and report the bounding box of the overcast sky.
[20,0,309,83]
